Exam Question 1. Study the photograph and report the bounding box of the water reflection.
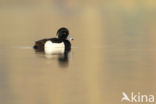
[58,52,71,67]
[35,51,71,68]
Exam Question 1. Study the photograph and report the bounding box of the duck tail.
[33,45,38,49]
[33,42,44,52]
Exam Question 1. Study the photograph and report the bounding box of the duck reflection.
[35,51,71,68]
[58,52,70,67]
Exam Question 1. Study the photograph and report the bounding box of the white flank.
[44,41,65,54]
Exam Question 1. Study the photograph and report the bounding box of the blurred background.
[0,0,156,104]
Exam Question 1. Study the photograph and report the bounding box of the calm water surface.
[0,2,156,104]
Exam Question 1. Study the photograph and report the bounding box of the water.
[0,1,156,104]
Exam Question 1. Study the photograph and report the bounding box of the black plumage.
[33,27,72,53]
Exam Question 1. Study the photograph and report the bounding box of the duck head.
[57,27,74,40]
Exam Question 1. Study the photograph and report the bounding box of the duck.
[33,27,74,54]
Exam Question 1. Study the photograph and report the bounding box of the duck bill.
[67,36,74,41]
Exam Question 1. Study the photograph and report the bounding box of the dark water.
[0,1,156,104]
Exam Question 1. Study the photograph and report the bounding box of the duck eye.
[63,32,66,34]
